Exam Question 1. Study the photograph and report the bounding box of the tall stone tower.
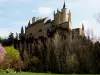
[61,1,69,23]
[54,1,72,30]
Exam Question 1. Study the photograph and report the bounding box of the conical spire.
[82,23,84,31]
[63,0,66,8]
[28,20,31,26]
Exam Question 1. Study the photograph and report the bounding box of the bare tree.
[94,12,100,23]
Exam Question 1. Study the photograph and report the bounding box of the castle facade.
[25,2,84,39]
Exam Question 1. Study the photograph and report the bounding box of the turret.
[68,10,72,30]
[68,10,71,22]
[36,17,39,21]
[60,0,69,23]
[54,1,70,25]
[32,17,36,23]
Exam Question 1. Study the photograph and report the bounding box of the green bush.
[4,46,20,60]
[0,46,23,71]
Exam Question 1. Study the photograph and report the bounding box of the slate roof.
[26,18,47,29]
[45,19,52,24]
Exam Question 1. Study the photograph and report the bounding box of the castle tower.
[61,1,69,23]
[54,1,67,25]
[53,1,72,30]
[68,10,72,30]
[32,17,36,23]
[54,8,61,25]
[54,1,69,24]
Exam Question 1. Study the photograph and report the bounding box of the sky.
[0,0,100,38]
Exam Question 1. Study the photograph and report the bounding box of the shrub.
[0,44,6,63]
[1,46,23,71]
[4,46,20,60]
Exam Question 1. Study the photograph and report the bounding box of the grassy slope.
[0,72,100,75]
[0,72,67,75]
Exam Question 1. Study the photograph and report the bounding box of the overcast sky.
[0,0,100,37]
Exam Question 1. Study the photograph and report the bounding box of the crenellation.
[32,17,36,23]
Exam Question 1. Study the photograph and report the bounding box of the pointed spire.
[63,0,66,8]
[28,20,31,26]
[82,23,84,31]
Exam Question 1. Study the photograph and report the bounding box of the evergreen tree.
[15,33,19,40]
[21,26,24,35]
[8,32,14,41]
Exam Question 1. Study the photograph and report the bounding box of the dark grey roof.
[45,19,52,24]
[26,18,47,29]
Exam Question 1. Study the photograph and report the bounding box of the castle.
[14,2,85,60]
[24,1,84,39]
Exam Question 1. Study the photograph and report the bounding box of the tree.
[15,33,19,40]
[0,44,6,64]
[2,46,23,71]
[8,32,14,40]
[0,37,3,43]
[21,26,24,35]
[94,12,100,23]
[8,32,14,45]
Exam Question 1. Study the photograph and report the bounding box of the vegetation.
[0,32,14,46]
[0,72,67,75]
[16,30,100,74]
[0,46,23,72]
[4,46,20,60]
[0,31,100,74]
[0,44,6,63]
